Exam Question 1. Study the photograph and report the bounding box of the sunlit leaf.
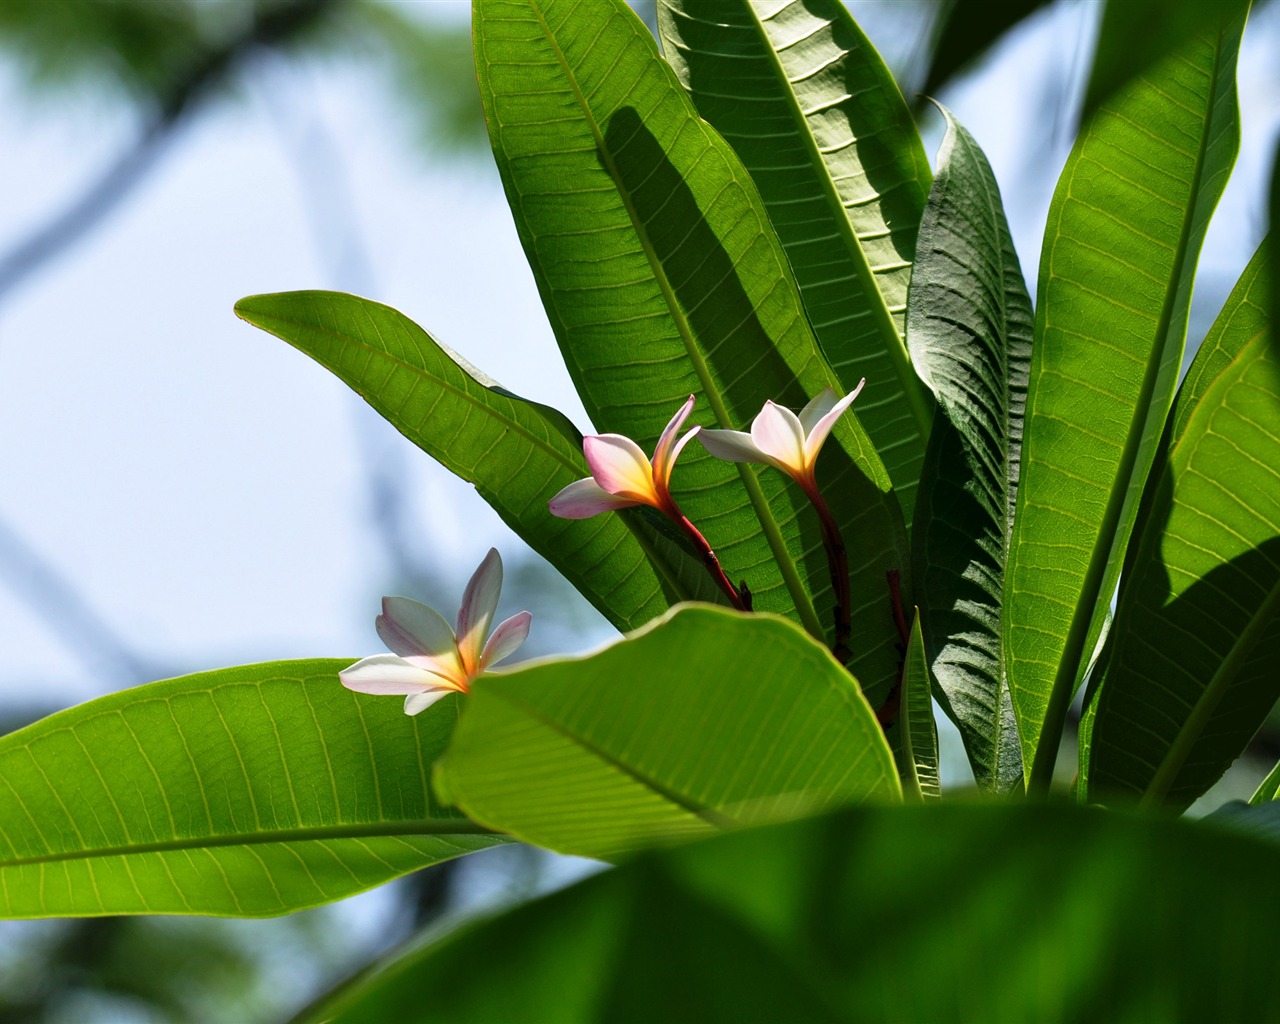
[236,290,722,633]
[1083,243,1280,811]
[657,0,935,521]
[0,661,504,918]
[304,803,1280,1023]
[1005,16,1244,789]
[907,105,1030,794]
[474,0,908,704]
[434,605,899,860]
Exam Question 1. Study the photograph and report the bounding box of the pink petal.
[698,427,771,465]
[650,394,696,486]
[377,597,457,659]
[456,548,502,673]
[340,653,454,695]
[404,689,457,716]
[583,434,657,503]
[549,477,642,518]
[482,610,532,669]
[802,379,864,467]
[797,387,840,436]
[750,401,808,475]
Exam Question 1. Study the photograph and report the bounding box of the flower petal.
[404,689,457,716]
[340,653,448,695]
[797,386,840,437]
[456,548,502,674]
[750,400,808,474]
[651,394,696,487]
[377,597,457,660]
[698,428,773,465]
[549,477,642,518]
[802,379,865,468]
[482,610,532,668]
[584,434,657,503]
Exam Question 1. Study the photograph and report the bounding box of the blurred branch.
[0,512,162,685]
[0,0,337,304]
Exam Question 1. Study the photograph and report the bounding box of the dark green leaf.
[434,605,899,860]
[922,0,1050,99]
[657,0,935,520]
[306,803,1280,1023]
[474,0,908,703]
[0,660,503,918]
[907,106,1030,794]
[1005,16,1244,789]
[1083,243,1280,810]
[897,609,940,800]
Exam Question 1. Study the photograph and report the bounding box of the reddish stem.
[808,488,851,664]
[675,514,749,612]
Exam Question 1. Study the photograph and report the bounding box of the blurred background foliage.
[0,1,1276,1021]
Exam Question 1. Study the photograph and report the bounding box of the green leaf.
[474,0,908,703]
[907,106,1030,794]
[236,290,721,633]
[897,609,940,801]
[0,660,503,919]
[1005,16,1244,790]
[922,0,1051,100]
[656,0,935,521]
[305,803,1280,1023]
[1083,242,1280,811]
[434,605,900,860]
[1082,0,1253,123]
[1249,758,1280,805]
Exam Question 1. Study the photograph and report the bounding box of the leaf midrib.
[525,0,824,640]
[0,819,503,870]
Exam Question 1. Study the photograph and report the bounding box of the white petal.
[377,596,457,659]
[650,394,696,485]
[456,548,502,673]
[698,428,773,465]
[549,477,642,518]
[802,379,864,468]
[797,387,840,437]
[750,401,807,474]
[482,610,532,668]
[583,434,656,503]
[340,654,444,695]
[404,689,457,716]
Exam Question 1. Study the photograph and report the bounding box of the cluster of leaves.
[2,0,1278,1018]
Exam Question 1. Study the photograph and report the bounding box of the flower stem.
[675,514,749,612]
[807,488,851,664]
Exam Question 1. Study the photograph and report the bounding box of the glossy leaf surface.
[309,804,1280,1023]
[435,605,899,860]
[907,107,1031,794]
[657,0,934,519]
[0,661,502,918]
[474,0,907,703]
[1005,19,1243,787]
[237,291,720,632]
[1084,244,1280,810]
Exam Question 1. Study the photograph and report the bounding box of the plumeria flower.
[339,548,531,715]
[548,394,749,611]
[698,380,865,496]
[548,394,699,520]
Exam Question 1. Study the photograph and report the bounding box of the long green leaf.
[897,609,940,801]
[907,107,1031,794]
[475,0,907,704]
[0,661,503,918]
[657,0,934,521]
[236,291,721,632]
[1005,16,1243,790]
[434,605,899,860]
[306,804,1280,1023]
[1083,243,1279,810]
